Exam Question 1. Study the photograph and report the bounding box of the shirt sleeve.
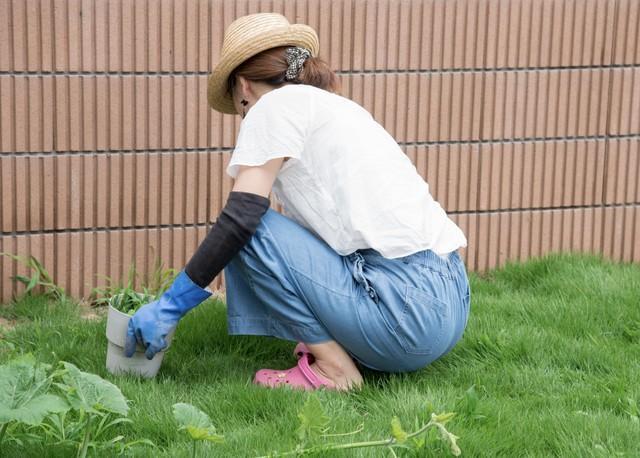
[226,88,309,178]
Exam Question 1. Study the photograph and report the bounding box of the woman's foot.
[254,352,337,390]
[305,341,363,391]
[254,341,363,391]
[254,340,363,391]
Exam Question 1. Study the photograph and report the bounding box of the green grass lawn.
[1,253,639,457]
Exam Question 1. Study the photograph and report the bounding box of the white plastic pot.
[105,303,175,378]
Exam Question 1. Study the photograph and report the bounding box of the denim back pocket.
[394,284,450,355]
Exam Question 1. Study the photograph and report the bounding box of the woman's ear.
[236,75,250,99]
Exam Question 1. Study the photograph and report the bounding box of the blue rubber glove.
[124,270,212,360]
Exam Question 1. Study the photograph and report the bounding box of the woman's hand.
[124,271,212,360]
[125,298,179,360]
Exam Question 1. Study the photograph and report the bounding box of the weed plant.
[89,256,178,314]
[0,253,65,300]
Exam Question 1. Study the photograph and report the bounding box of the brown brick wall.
[1,0,639,302]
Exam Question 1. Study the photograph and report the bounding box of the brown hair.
[227,46,341,96]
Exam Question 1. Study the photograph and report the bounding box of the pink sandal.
[254,352,336,390]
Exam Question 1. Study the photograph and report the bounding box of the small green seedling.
[295,394,330,444]
[172,403,224,458]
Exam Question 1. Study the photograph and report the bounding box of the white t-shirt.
[227,84,467,259]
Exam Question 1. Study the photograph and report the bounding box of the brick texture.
[1,0,639,302]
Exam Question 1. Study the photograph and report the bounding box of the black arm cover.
[184,191,271,288]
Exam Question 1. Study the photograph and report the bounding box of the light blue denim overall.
[224,208,471,372]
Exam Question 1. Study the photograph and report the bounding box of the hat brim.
[207,24,319,115]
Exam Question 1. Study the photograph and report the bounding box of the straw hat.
[207,13,320,114]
